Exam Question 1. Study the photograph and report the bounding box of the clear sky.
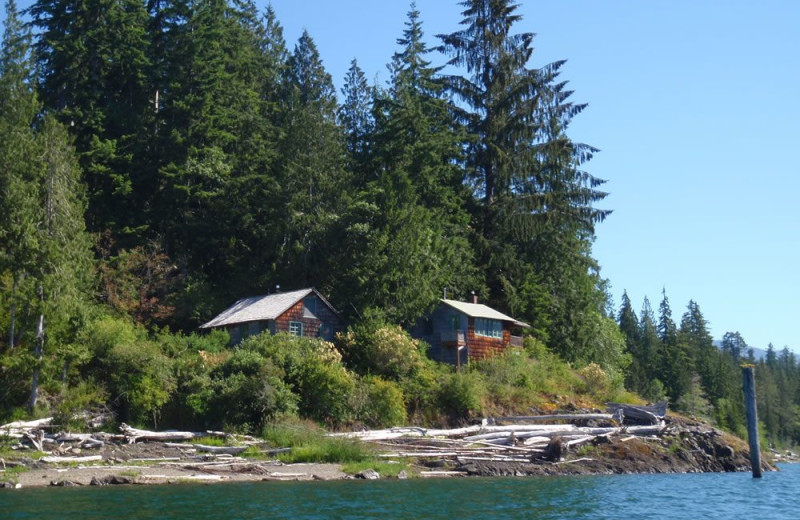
[262,0,800,351]
[4,1,798,350]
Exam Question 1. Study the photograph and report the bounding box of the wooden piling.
[741,365,762,478]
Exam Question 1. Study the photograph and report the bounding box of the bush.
[337,320,430,380]
[438,371,486,420]
[81,316,176,427]
[240,333,356,426]
[354,376,407,428]
[578,363,609,397]
[188,350,298,433]
[53,380,109,430]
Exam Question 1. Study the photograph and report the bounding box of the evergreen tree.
[338,58,374,184]
[335,5,477,324]
[270,30,348,291]
[1,0,42,354]
[438,0,610,358]
[28,117,94,411]
[657,289,690,403]
[29,0,151,239]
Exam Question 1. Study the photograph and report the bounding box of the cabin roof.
[440,299,530,328]
[200,288,336,329]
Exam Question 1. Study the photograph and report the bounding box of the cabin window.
[289,321,303,336]
[449,314,460,331]
[474,318,502,339]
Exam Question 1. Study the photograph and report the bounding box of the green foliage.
[83,316,175,426]
[190,349,298,433]
[352,376,407,428]
[239,333,355,426]
[437,372,486,420]
[338,320,429,380]
[52,380,108,430]
[260,419,371,464]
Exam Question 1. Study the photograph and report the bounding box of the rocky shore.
[0,414,780,489]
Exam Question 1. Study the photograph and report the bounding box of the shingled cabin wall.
[466,318,509,361]
[275,300,321,337]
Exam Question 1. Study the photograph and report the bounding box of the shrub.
[189,351,299,433]
[578,363,609,397]
[337,320,430,380]
[240,333,355,426]
[354,376,407,428]
[438,371,486,420]
[53,380,109,430]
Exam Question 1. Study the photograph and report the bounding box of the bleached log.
[55,433,95,442]
[522,436,552,446]
[565,435,596,447]
[494,414,613,423]
[553,457,595,465]
[420,470,469,477]
[0,417,54,430]
[456,456,532,463]
[23,431,45,451]
[192,444,248,455]
[129,457,182,462]
[41,455,103,463]
[119,423,201,443]
[607,402,667,425]
[478,424,578,434]
[624,424,666,435]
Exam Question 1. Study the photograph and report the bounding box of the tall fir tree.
[438,0,610,359]
[271,30,348,292]
[28,0,151,239]
[338,58,374,185]
[335,4,477,324]
[1,0,40,352]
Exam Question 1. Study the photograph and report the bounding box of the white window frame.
[289,321,304,336]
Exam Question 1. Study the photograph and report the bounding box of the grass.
[192,436,235,447]
[259,420,372,464]
[575,444,598,457]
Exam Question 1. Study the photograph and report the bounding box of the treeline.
[1,0,620,417]
[1,0,797,447]
[618,291,800,448]
[2,0,614,355]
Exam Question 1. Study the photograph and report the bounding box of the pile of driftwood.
[331,403,668,464]
[0,419,261,460]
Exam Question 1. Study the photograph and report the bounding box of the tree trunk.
[29,287,45,413]
[9,272,18,350]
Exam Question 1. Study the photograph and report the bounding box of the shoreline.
[2,414,785,489]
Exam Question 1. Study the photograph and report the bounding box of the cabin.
[200,288,343,345]
[411,296,529,367]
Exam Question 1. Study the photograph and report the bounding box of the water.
[2,465,797,519]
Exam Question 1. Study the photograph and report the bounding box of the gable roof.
[200,288,336,329]
[440,299,530,328]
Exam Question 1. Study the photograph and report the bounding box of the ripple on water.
[3,465,798,520]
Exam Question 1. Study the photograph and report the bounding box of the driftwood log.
[607,402,667,425]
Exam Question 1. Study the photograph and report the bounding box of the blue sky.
[4,1,798,350]
[264,0,800,351]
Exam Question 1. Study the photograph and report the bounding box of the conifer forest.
[1,0,798,448]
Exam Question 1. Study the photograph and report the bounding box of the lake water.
[2,464,797,519]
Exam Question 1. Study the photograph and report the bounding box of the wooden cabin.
[200,288,343,345]
[411,297,529,367]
